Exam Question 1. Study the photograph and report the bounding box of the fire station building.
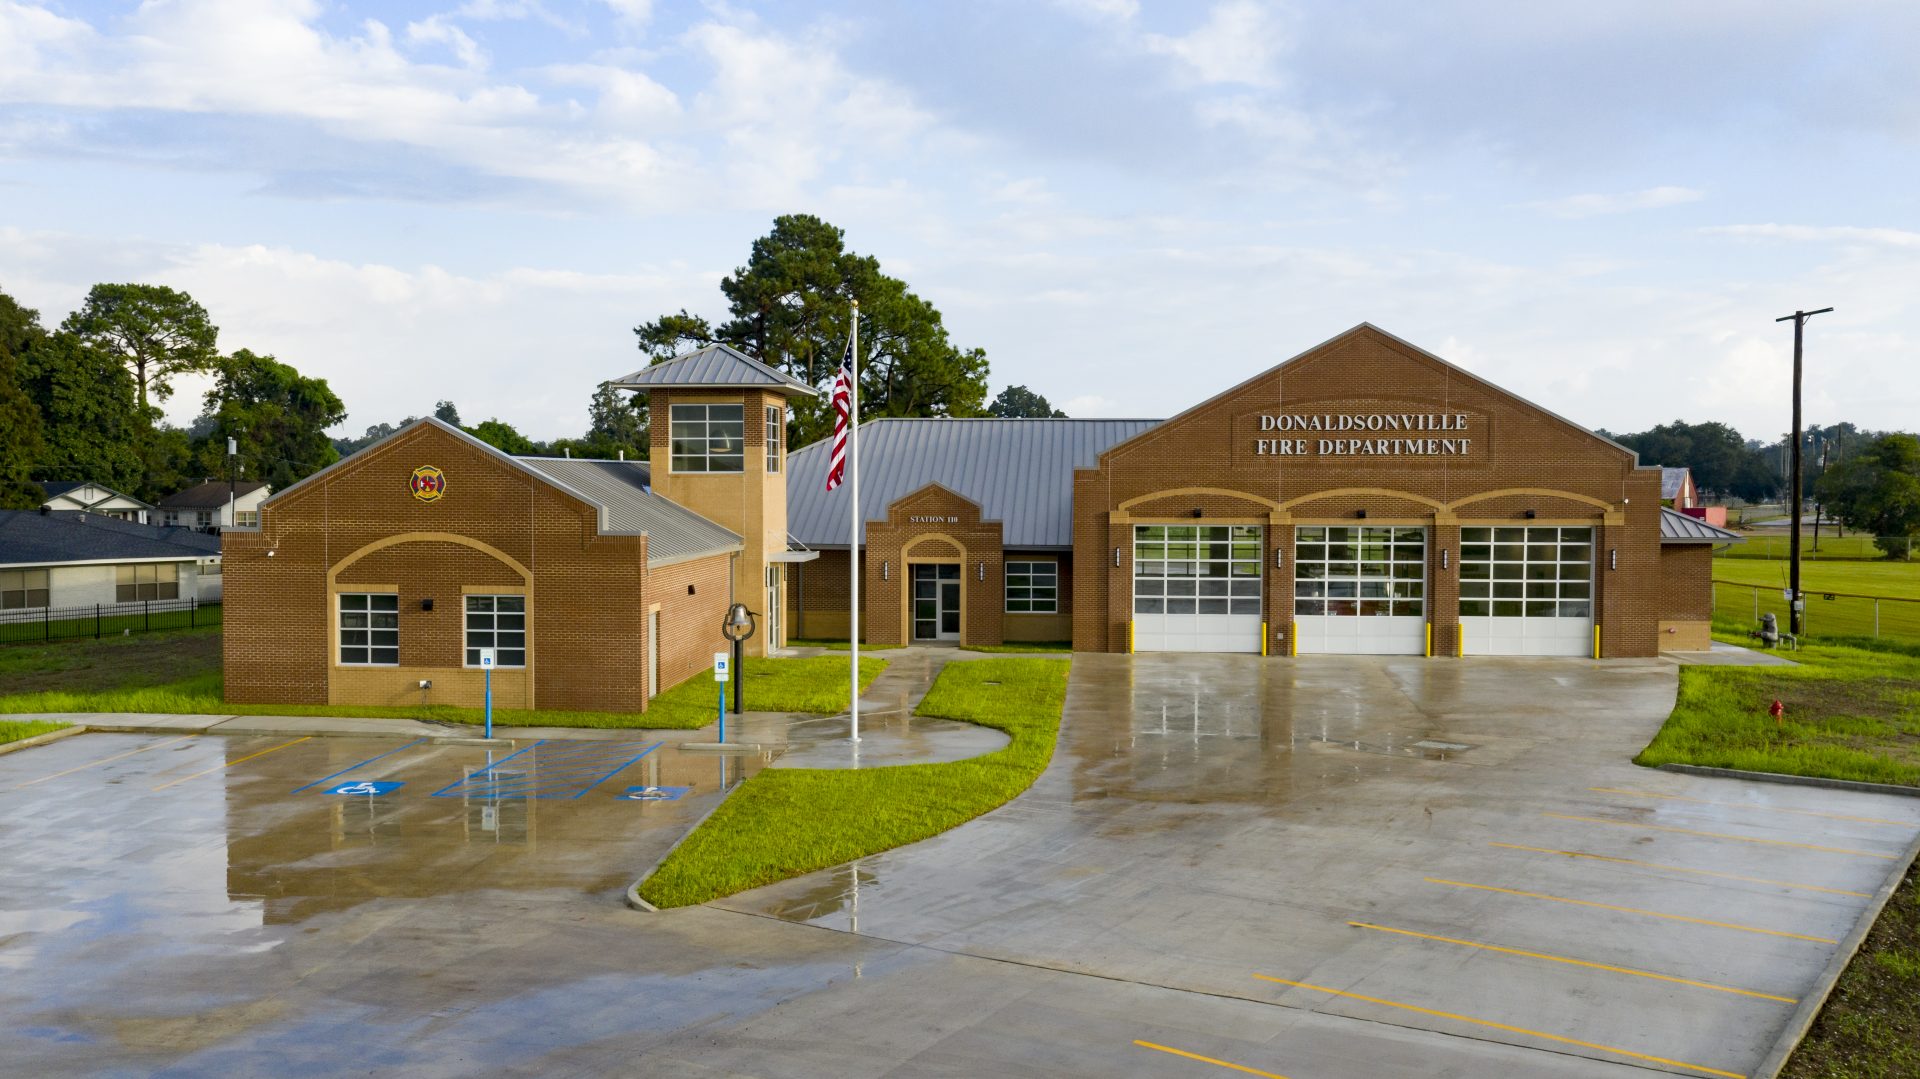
[223,324,1735,715]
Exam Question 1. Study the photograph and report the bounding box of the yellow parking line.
[1489,844,1872,898]
[1423,878,1839,943]
[1544,813,1901,860]
[1588,788,1910,827]
[14,734,198,788]
[1250,974,1745,1078]
[1347,921,1797,1003]
[151,737,312,791]
[1133,1040,1291,1078]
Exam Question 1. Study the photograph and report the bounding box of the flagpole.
[848,300,861,744]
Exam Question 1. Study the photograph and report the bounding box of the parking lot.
[2,655,1917,1078]
[723,653,1920,1078]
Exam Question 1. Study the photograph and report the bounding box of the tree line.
[0,284,346,509]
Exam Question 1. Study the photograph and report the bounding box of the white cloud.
[406,15,488,70]
[1529,186,1705,219]
[1143,0,1289,88]
[599,0,653,27]
[1703,223,1920,248]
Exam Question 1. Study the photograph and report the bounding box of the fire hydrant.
[1769,699,1785,726]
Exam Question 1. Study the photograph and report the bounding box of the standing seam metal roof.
[1659,507,1743,544]
[607,343,816,396]
[514,457,741,564]
[785,418,1162,548]
[1660,467,1691,500]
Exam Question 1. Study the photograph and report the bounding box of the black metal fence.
[0,599,222,645]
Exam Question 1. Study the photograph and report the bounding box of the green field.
[1711,556,1920,642]
[1720,532,1916,562]
[637,656,1071,908]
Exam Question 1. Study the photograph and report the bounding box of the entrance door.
[1293,526,1427,654]
[647,609,660,699]
[1459,526,1594,656]
[1132,525,1263,652]
[912,563,961,641]
[765,565,784,650]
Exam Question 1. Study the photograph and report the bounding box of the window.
[1292,526,1424,617]
[0,569,50,610]
[116,564,180,603]
[162,511,180,526]
[234,510,259,527]
[765,405,783,473]
[1458,526,1592,618]
[339,594,400,665]
[195,510,213,529]
[465,595,527,667]
[1006,560,1058,613]
[1134,525,1262,616]
[669,403,744,473]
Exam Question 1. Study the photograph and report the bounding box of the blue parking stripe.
[428,739,548,797]
[571,742,662,799]
[291,738,427,793]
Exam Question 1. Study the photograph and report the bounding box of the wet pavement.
[2,654,1917,1078]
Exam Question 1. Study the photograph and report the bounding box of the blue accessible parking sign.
[622,785,690,802]
[324,780,405,796]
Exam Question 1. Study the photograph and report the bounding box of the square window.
[668,403,745,473]
[464,595,528,667]
[339,594,399,665]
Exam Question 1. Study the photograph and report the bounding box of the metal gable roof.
[607,343,817,397]
[514,457,741,565]
[1660,467,1691,499]
[1660,507,1743,544]
[785,418,1162,548]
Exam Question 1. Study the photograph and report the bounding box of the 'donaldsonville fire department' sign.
[1244,406,1488,459]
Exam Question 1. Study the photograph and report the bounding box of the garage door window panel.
[1294,525,1427,653]
[1459,526,1595,655]
[1134,524,1262,652]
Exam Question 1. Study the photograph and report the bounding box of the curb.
[1752,828,1920,1078]
[623,782,744,914]
[0,724,89,757]
[1657,763,1920,799]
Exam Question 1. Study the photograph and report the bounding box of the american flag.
[825,331,854,491]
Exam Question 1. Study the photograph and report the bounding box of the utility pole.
[1775,307,1833,636]
[226,436,238,531]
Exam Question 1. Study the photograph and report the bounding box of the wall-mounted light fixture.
[1609,549,1618,571]
[1113,547,1121,567]
[1274,548,1284,569]
[1190,508,1203,518]
[687,584,696,595]
[1354,509,1368,520]
[977,562,985,581]
[420,598,434,611]
[882,560,890,581]
[1441,550,1450,571]
[1523,509,1537,520]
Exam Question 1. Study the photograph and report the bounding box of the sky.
[1,0,1917,444]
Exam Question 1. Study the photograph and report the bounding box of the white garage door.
[1132,525,1263,653]
[1459,526,1594,656]
[1292,526,1427,654]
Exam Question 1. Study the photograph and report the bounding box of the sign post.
[478,648,496,739]
[713,652,730,743]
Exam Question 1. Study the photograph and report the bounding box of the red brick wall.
[224,422,728,713]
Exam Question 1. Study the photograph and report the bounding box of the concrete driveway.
[2,654,1916,1078]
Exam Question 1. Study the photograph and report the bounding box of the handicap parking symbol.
[622,785,690,802]
[324,780,405,796]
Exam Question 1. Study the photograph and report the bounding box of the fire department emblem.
[410,465,446,502]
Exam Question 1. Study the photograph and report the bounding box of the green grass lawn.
[0,602,221,646]
[785,638,905,651]
[1636,638,1920,786]
[1713,557,1920,600]
[962,640,1072,653]
[0,641,888,731]
[1712,558,1920,643]
[0,718,69,747]
[637,656,1071,909]
[640,655,887,727]
[1782,857,1920,1079]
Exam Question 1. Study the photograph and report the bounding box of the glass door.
[912,563,962,642]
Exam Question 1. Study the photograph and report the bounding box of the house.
[1660,466,1729,526]
[1660,467,1698,509]
[38,481,154,524]
[159,480,271,530]
[0,510,224,612]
